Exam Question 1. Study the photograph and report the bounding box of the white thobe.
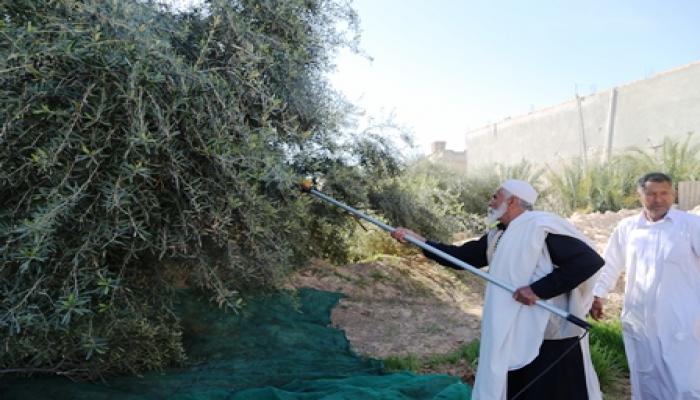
[474,211,601,400]
[594,208,700,400]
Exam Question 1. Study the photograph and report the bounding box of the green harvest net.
[1,289,471,399]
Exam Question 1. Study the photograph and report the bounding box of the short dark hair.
[637,172,673,190]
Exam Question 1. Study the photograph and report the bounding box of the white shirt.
[594,208,700,400]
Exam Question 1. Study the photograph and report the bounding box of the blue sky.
[329,0,700,154]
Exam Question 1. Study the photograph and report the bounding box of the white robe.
[594,208,700,400]
[473,211,602,400]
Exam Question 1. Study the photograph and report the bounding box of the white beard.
[486,201,507,225]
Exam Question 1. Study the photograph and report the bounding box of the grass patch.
[357,254,407,264]
[383,340,480,373]
[370,270,390,283]
[384,319,628,394]
[589,318,628,389]
[383,353,423,372]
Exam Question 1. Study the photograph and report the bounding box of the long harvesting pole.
[302,182,591,330]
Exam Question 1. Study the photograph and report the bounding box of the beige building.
[426,141,467,174]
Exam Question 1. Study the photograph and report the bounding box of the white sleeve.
[593,224,627,298]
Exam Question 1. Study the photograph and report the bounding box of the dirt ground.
[288,209,641,397]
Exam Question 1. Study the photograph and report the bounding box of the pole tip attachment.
[300,178,315,192]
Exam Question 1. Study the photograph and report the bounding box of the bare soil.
[288,209,641,398]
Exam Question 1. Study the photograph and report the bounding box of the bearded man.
[392,179,603,400]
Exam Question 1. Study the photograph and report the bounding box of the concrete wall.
[464,61,700,173]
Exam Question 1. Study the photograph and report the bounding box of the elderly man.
[591,172,700,399]
[392,179,603,400]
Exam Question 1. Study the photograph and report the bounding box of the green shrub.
[461,160,545,214]
[0,0,402,379]
[621,133,700,182]
[347,227,416,262]
[456,171,500,216]
[346,159,549,261]
[545,160,633,214]
[363,162,465,242]
[546,135,700,214]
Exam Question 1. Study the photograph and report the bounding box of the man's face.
[488,188,505,209]
[639,181,674,221]
[487,188,509,224]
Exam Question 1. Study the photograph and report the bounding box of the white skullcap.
[500,179,538,205]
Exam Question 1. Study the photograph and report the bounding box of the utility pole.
[575,93,588,169]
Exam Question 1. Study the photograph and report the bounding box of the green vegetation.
[368,161,478,242]
[343,158,549,261]
[384,353,423,373]
[384,320,628,395]
[383,340,480,373]
[0,0,687,387]
[0,0,406,379]
[547,134,700,214]
[589,319,629,388]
